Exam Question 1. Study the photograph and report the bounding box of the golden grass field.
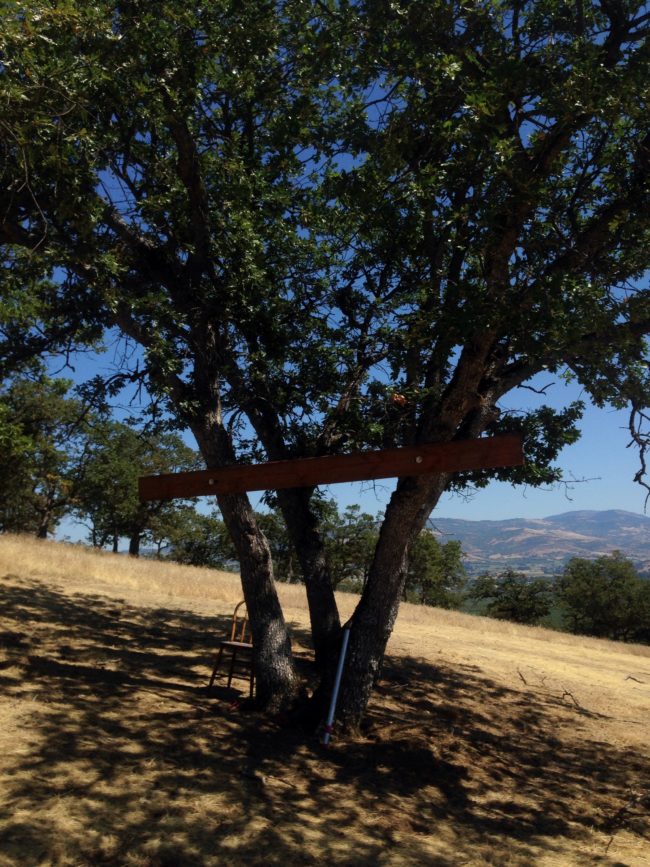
[0,533,648,866]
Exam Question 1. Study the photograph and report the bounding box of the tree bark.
[276,488,341,668]
[35,502,51,539]
[128,533,141,557]
[336,473,449,731]
[190,406,298,711]
[217,491,297,710]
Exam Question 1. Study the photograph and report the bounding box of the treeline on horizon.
[1,374,649,646]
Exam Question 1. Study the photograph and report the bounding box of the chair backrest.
[229,600,250,643]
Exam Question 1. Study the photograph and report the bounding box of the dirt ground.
[0,554,649,866]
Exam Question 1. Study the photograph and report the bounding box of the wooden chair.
[208,601,255,698]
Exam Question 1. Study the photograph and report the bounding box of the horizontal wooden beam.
[138,434,523,501]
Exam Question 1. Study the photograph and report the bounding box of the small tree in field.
[75,420,200,555]
[556,553,650,642]
[469,571,552,625]
[156,506,237,569]
[0,376,89,538]
[2,1,650,724]
[404,533,466,608]
[324,504,380,591]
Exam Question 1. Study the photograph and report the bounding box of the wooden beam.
[138,434,523,501]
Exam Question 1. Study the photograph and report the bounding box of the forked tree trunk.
[227,397,342,669]
[276,488,341,667]
[335,474,449,730]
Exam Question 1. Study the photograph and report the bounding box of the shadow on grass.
[0,573,648,866]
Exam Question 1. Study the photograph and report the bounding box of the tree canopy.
[469,570,553,625]
[1,0,650,725]
[556,552,650,641]
[78,418,200,553]
[0,375,89,537]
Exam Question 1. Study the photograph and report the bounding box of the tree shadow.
[0,573,648,866]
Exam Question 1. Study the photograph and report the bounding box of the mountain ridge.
[427,509,650,575]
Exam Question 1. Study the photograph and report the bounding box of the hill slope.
[428,509,650,574]
[1,534,649,865]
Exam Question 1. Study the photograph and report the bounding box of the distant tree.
[255,508,298,583]
[154,506,237,569]
[324,504,380,591]
[0,376,89,537]
[74,420,199,555]
[469,570,553,625]
[260,503,465,605]
[556,553,649,641]
[404,532,466,608]
[635,581,650,644]
[254,500,379,588]
[0,401,38,533]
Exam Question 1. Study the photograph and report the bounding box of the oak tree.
[0,375,90,537]
[556,553,650,641]
[469,571,552,625]
[2,1,650,725]
[74,419,200,554]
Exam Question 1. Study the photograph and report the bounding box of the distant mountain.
[427,510,650,576]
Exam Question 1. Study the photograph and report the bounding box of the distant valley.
[427,510,650,576]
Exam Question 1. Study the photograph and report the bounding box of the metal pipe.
[321,625,351,746]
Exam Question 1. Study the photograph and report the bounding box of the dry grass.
[1,533,649,866]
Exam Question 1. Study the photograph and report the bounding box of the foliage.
[260,501,464,602]
[556,552,650,642]
[0,375,89,537]
[323,504,380,591]
[154,506,237,569]
[252,500,380,588]
[404,532,466,608]
[469,571,553,625]
[254,508,298,583]
[74,419,200,555]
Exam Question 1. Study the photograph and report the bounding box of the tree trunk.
[336,473,449,731]
[225,394,342,668]
[276,488,341,668]
[217,491,297,710]
[190,408,298,712]
[331,362,503,729]
[35,503,50,538]
[128,533,141,557]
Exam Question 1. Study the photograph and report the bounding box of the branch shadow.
[0,573,648,866]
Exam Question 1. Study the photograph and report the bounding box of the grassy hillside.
[1,534,649,866]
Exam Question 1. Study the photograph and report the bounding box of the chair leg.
[209,646,224,690]
[209,643,254,695]
[227,647,237,689]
